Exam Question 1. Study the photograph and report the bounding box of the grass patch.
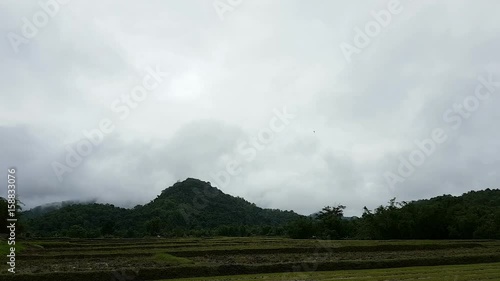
[153,253,194,266]
[162,262,500,281]
[0,241,24,256]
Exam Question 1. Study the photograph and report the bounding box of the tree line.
[288,189,500,239]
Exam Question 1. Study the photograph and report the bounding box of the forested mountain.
[21,178,301,237]
[135,178,300,228]
[10,179,500,239]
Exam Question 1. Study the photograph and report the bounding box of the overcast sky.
[1,0,499,216]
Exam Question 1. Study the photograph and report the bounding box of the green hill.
[21,178,302,237]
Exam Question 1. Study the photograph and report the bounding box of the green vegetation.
[287,189,500,240]
[14,179,500,240]
[0,242,24,257]
[166,263,500,281]
[153,253,194,265]
[20,178,298,238]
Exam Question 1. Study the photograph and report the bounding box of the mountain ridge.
[22,178,302,237]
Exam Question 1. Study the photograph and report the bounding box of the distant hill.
[23,199,97,219]
[135,178,300,228]
[22,178,302,237]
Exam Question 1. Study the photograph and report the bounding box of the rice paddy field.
[1,237,500,280]
[169,263,500,281]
